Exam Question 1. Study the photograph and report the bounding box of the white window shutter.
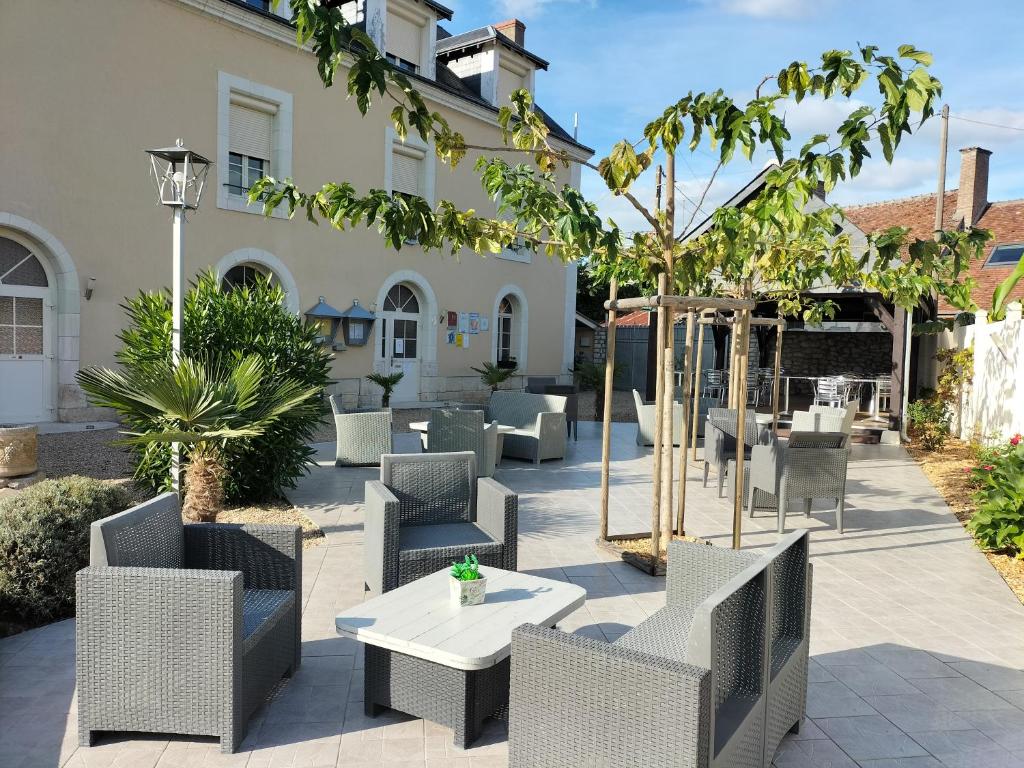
[230,102,273,161]
[392,150,422,197]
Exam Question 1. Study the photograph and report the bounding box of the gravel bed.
[36,428,134,480]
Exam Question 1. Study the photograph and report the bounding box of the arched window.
[383,284,419,313]
[0,239,48,288]
[221,263,267,291]
[497,295,515,363]
[0,237,48,357]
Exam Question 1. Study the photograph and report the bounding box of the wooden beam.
[598,278,618,542]
[604,295,755,312]
[698,316,787,327]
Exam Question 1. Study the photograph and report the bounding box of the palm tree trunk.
[182,452,227,523]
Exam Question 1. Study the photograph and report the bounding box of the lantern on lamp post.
[144,139,211,490]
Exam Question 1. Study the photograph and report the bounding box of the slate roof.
[845,191,1024,313]
[436,25,549,69]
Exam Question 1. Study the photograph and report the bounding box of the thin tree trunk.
[659,151,677,546]
[650,272,667,563]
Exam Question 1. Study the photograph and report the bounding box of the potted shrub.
[471,362,517,392]
[450,554,487,606]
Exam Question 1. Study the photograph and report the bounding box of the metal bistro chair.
[812,377,845,408]
[702,369,727,404]
[876,376,893,413]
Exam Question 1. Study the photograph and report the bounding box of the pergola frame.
[599,289,758,561]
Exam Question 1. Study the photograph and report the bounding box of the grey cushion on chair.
[399,522,497,551]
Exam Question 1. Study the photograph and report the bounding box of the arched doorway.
[0,236,54,423]
[378,282,423,403]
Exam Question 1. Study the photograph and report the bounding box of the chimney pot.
[494,19,526,47]
[956,147,992,227]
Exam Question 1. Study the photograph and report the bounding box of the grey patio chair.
[363,451,517,595]
[748,431,850,533]
[76,493,301,753]
[543,384,579,441]
[703,406,769,497]
[488,391,567,464]
[632,389,685,447]
[793,405,855,441]
[525,376,558,394]
[330,395,392,466]
[509,530,811,768]
[426,408,499,477]
[812,377,845,408]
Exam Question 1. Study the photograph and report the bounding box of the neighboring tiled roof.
[436,25,549,69]
[605,310,650,328]
[845,191,1024,313]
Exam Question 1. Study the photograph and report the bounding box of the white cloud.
[494,0,596,19]
[710,0,833,19]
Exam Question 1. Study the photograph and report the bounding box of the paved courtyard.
[3,422,1024,767]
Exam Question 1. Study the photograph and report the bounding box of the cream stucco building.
[0,0,592,423]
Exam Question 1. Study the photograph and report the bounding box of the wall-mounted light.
[339,299,376,347]
[304,296,346,350]
[84,277,97,301]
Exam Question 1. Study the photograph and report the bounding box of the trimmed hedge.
[0,477,130,623]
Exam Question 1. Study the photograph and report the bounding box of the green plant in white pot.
[450,554,486,607]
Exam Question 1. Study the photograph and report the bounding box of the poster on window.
[394,339,405,355]
[468,313,480,334]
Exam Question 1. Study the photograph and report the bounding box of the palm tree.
[77,355,318,522]
[471,362,518,391]
[365,371,404,407]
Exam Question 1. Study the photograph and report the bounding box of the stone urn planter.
[0,425,38,478]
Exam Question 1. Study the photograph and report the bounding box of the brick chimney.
[956,147,992,227]
[494,19,526,47]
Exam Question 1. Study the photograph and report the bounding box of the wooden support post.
[732,309,751,550]
[599,278,618,542]
[690,318,706,464]
[771,321,783,433]
[675,309,694,536]
[650,273,668,563]
[660,306,675,545]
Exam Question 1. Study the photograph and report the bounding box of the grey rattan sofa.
[703,407,770,497]
[749,431,850,533]
[487,391,567,464]
[632,389,686,446]
[363,452,517,595]
[76,493,301,753]
[427,408,500,477]
[330,395,392,466]
[509,531,811,767]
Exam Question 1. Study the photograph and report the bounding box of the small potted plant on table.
[450,554,487,606]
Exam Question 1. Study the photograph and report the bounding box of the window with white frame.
[221,263,268,292]
[218,73,292,217]
[227,99,273,195]
[497,296,515,363]
[386,10,424,73]
[391,145,424,200]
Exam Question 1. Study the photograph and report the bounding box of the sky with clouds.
[440,0,1024,234]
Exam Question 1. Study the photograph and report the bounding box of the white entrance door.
[380,284,421,403]
[0,239,52,424]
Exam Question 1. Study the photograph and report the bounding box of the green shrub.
[907,393,950,451]
[0,477,131,622]
[968,435,1024,557]
[113,271,330,501]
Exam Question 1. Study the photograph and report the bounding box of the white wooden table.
[336,567,585,746]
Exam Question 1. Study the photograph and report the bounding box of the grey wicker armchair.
[330,395,392,466]
[426,408,499,477]
[792,405,854,438]
[748,431,850,533]
[488,391,567,464]
[632,389,685,447]
[76,493,301,753]
[363,452,517,595]
[703,407,769,497]
[509,531,811,768]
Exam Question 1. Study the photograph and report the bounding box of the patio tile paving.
[2,422,1024,766]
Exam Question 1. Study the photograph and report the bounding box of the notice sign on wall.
[469,313,480,334]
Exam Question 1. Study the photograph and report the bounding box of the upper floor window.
[218,73,293,217]
[228,101,272,196]
[391,145,425,200]
[241,0,270,11]
[986,243,1024,267]
[386,53,418,74]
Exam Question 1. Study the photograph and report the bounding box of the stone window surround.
[217,72,293,218]
[491,284,528,370]
[384,127,435,205]
[212,248,300,314]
